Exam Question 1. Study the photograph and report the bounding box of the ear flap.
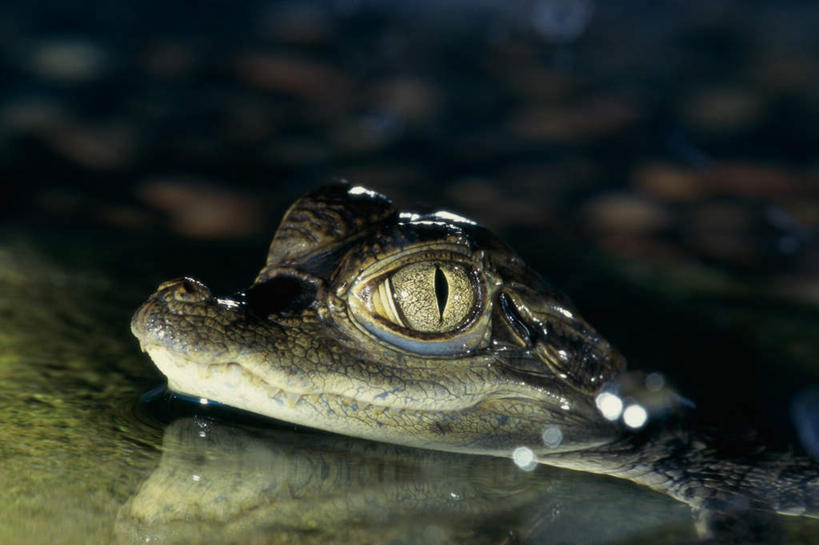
[255,183,395,284]
[498,281,626,394]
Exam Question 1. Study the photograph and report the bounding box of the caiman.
[131,183,818,543]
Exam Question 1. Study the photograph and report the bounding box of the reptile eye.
[375,262,475,333]
[345,255,491,356]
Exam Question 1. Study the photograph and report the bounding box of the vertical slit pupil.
[434,265,448,320]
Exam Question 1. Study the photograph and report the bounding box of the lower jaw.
[146,345,614,458]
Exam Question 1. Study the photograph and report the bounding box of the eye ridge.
[433,264,448,322]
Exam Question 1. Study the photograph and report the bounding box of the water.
[2,0,819,543]
[0,232,696,544]
[0,227,816,544]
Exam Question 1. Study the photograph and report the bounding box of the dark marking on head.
[246,274,318,317]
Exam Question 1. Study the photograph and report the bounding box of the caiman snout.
[130,277,218,354]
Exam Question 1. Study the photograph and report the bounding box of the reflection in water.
[116,417,691,545]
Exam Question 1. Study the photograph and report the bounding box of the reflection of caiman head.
[114,417,690,545]
[131,183,626,457]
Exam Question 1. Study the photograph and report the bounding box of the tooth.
[309,395,320,403]
[282,391,301,408]
[269,388,281,399]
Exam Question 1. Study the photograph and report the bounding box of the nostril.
[181,278,195,294]
[157,277,212,302]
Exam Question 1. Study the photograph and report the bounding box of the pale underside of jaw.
[144,344,527,454]
[143,344,484,419]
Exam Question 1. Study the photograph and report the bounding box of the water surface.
[1,229,817,544]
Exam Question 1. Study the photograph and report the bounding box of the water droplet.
[623,404,648,429]
[557,349,569,362]
[541,425,563,447]
[512,446,538,471]
[645,372,665,392]
[595,392,623,421]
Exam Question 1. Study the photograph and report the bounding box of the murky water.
[1,229,817,544]
[0,235,162,544]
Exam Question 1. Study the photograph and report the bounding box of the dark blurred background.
[2,0,819,448]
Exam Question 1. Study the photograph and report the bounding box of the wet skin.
[132,183,818,536]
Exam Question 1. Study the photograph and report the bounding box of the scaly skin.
[132,183,818,540]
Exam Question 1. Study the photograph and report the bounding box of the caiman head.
[131,183,626,458]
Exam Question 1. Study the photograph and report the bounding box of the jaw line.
[140,343,570,421]
[141,344,489,417]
